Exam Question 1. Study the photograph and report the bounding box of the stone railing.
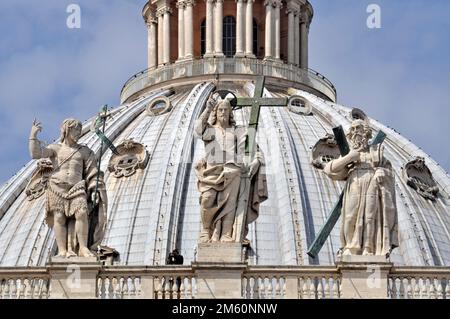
[2,264,450,299]
[96,266,196,299]
[119,58,337,104]
[243,266,341,299]
[0,268,50,299]
[388,267,450,299]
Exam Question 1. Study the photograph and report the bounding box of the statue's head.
[60,118,82,143]
[347,119,372,151]
[209,98,236,127]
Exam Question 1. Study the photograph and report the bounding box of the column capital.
[145,17,158,27]
[184,0,196,7]
[176,1,186,9]
[157,6,173,17]
[205,0,215,3]
[235,0,247,3]
[215,0,224,4]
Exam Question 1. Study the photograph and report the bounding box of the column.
[286,8,295,64]
[294,12,300,65]
[214,0,224,56]
[274,0,281,60]
[163,7,172,64]
[147,17,158,69]
[300,12,309,69]
[264,0,273,59]
[177,1,185,60]
[245,0,254,57]
[235,0,245,57]
[157,11,164,65]
[205,0,214,57]
[184,0,195,58]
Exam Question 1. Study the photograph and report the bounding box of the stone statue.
[323,120,399,257]
[194,93,268,243]
[29,118,107,258]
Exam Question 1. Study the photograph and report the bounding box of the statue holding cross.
[194,76,287,244]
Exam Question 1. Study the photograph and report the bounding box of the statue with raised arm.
[29,118,107,258]
[323,120,399,257]
[194,93,268,244]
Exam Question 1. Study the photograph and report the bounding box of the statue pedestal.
[336,255,393,299]
[194,243,246,298]
[196,242,244,263]
[47,257,101,299]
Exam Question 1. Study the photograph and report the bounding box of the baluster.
[437,278,444,299]
[0,279,4,299]
[398,277,405,299]
[4,279,11,299]
[112,277,120,299]
[332,276,339,299]
[252,277,259,299]
[24,278,32,299]
[129,276,136,298]
[258,277,265,299]
[122,277,129,299]
[317,277,324,299]
[309,277,316,299]
[173,277,179,300]
[156,277,163,299]
[300,277,308,299]
[179,277,186,299]
[324,276,330,299]
[11,279,17,299]
[275,277,281,299]
[266,276,273,299]
[41,280,49,299]
[445,278,450,299]
[187,276,193,299]
[97,277,104,299]
[413,278,421,299]
[244,277,251,299]
[164,276,171,299]
[391,277,398,299]
[31,279,39,299]
[429,278,436,299]
[104,277,110,299]
[421,278,428,299]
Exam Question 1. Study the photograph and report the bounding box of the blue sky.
[0,0,449,183]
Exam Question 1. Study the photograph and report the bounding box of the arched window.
[200,19,206,56]
[223,16,236,57]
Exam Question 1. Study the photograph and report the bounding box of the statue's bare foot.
[78,247,94,258]
[220,235,233,242]
[66,250,77,258]
[342,248,352,256]
[210,233,220,242]
[199,230,210,243]
[56,250,68,258]
[362,249,373,256]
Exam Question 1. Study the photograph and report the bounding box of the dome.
[0,80,449,267]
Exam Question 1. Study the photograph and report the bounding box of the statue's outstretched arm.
[29,119,55,159]
[194,93,217,137]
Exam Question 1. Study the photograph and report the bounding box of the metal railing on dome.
[119,57,337,104]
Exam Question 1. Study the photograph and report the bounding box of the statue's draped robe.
[28,144,107,251]
[324,144,398,255]
[194,121,268,234]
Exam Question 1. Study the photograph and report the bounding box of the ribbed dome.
[0,81,449,267]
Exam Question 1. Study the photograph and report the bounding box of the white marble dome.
[0,79,449,268]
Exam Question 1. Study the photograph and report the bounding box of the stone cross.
[233,76,288,242]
